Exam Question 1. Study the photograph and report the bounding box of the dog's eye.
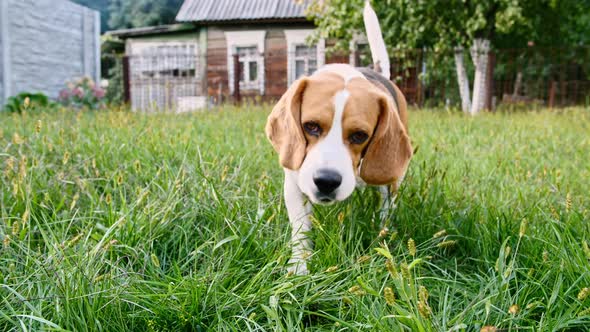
[349,131,369,144]
[303,122,322,137]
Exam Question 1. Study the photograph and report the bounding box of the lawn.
[1,106,589,331]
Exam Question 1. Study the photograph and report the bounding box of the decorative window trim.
[128,41,199,78]
[349,33,368,66]
[129,41,198,56]
[236,47,260,91]
[224,30,266,94]
[284,29,325,85]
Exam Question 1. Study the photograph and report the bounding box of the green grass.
[1,106,589,331]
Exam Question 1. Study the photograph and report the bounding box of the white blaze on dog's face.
[298,70,378,204]
[265,64,412,205]
[298,88,356,203]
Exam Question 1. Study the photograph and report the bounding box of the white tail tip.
[363,0,390,79]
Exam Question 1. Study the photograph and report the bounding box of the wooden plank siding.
[205,25,316,103]
[263,29,288,101]
[325,41,351,64]
[206,27,230,103]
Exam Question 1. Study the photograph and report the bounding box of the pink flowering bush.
[58,77,106,110]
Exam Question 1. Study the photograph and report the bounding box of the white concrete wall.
[0,0,100,105]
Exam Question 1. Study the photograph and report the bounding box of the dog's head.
[266,65,412,204]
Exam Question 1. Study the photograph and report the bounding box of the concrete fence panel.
[0,0,100,105]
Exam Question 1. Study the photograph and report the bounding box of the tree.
[494,0,590,48]
[308,0,527,114]
[71,0,186,32]
[108,0,184,30]
[71,0,111,32]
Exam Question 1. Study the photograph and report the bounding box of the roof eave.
[177,17,311,25]
[106,23,197,39]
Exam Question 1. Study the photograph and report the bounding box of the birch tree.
[454,47,471,113]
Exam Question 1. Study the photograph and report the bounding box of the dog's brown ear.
[265,78,309,170]
[360,94,412,185]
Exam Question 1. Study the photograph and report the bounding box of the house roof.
[176,0,311,23]
[106,24,196,38]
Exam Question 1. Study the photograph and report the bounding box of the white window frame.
[236,47,260,91]
[284,29,325,85]
[128,41,198,78]
[349,33,368,66]
[224,30,266,94]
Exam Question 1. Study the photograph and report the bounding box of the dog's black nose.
[313,169,342,195]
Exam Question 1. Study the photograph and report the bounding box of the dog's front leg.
[379,185,397,228]
[284,169,312,275]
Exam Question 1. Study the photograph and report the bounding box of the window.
[284,29,325,85]
[349,34,370,67]
[237,46,260,90]
[249,62,258,81]
[131,42,198,79]
[127,41,201,113]
[294,45,318,79]
[355,43,372,67]
[224,31,266,94]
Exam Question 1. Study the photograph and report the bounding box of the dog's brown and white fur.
[266,1,413,275]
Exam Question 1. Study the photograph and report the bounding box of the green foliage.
[0,106,589,330]
[108,0,184,30]
[71,0,111,32]
[105,57,125,105]
[308,0,526,53]
[495,0,590,48]
[566,1,590,45]
[101,35,126,105]
[309,0,589,53]
[71,0,185,31]
[2,92,53,113]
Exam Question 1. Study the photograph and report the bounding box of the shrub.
[105,57,124,105]
[59,77,106,110]
[2,92,52,113]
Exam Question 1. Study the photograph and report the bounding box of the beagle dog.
[265,1,413,275]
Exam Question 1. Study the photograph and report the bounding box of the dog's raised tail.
[363,0,390,79]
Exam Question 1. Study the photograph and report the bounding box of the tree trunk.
[454,47,471,113]
[470,38,491,115]
[512,71,523,97]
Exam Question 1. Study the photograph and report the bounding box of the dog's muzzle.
[313,168,342,202]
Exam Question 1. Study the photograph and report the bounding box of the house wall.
[123,30,205,112]
[264,29,288,100]
[124,31,203,96]
[206,27,230,102]
[124,32,200,54]
[325,40,351,64]
[206,23,317,102]
[0,0,100,106]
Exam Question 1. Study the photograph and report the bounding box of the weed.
[0,106,589,330]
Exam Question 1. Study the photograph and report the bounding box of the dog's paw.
[287,259,309,276]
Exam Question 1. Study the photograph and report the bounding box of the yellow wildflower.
[508,304,520,315]
[578,287,590,301]
[384,287,395,305]
[408,238,416,256]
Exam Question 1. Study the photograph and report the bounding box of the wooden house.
[109,0,377,111]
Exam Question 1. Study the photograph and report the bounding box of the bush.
[58,77,106,110]
[2,92,53,113]
[105,56,124,105]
